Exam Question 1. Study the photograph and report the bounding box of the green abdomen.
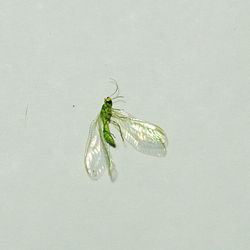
[103,124,116,147]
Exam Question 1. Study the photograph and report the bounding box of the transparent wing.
[84,116,107,180]
[101,135,118,182]
[98,118,118,182]
[111,109,168,157]
[84,116,118,181]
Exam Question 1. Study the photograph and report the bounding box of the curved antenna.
[109,78,120,98]
[113,95,126,104]
[113,99,126,104]
[113,95,124,100]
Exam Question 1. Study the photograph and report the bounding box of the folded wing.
[84,116,117,181]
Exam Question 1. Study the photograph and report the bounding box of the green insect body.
[100,97,116,147]
[85,82,168,182]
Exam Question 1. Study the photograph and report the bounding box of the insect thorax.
[100,102,112,123]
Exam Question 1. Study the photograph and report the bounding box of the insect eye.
[106,98,112,104]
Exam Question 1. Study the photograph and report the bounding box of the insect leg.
[112,108,121,110]
[111,120,124,141]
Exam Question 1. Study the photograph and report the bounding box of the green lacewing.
[85,81,168,181]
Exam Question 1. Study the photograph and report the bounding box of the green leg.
[111,121,124,141]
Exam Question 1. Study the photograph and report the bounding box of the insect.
[84,81,168,181]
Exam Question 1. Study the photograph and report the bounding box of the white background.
[0,1,249,249]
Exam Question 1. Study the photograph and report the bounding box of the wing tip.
[109,168,118,182]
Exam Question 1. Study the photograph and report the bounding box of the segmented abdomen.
[103,124,116,147]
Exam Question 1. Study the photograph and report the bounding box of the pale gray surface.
[0,1,249,250]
